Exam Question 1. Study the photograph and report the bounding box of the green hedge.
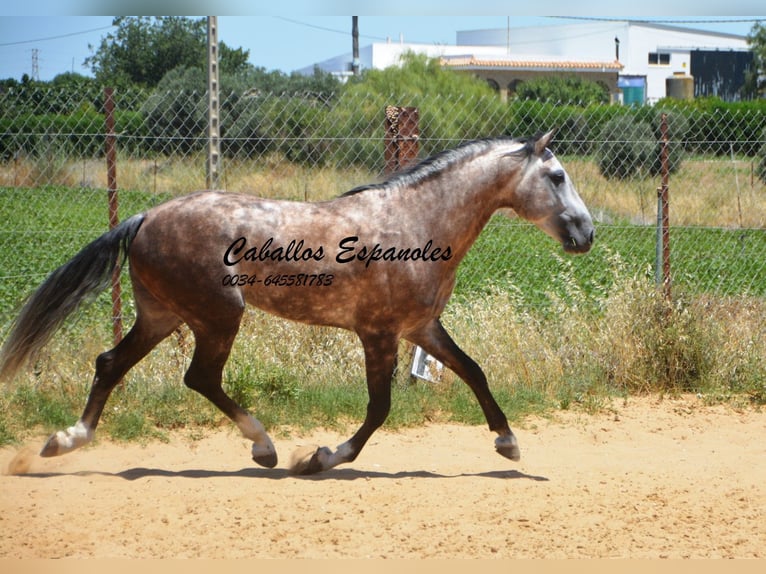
[1,79,763,168]
[654,97,766,156]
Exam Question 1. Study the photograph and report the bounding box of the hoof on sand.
[289,445,331,476]
[252,451,278,468]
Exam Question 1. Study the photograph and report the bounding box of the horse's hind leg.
[183,319,277,468]
[40,289,181,457]
[291,331,398,475]
[407,318,520,462]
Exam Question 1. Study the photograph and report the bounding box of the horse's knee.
[94,349,115,379]
[94,348,132,387]
[183,369,226,399]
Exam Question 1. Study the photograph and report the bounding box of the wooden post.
[104,87,122,344]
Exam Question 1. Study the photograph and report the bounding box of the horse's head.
[505,130,594,254]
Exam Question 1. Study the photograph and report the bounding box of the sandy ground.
[1,394,764,559]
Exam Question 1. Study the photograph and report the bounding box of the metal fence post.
[656,112,671,301]
[384,106,419,175]
[104,87,123,345]
[382,106,436,382]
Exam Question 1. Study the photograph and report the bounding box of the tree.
[50,72,95,91]
[744,21,766,98]
[324,53,506,169]
[85,17,251,87]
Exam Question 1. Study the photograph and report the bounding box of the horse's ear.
[534,129,557,155]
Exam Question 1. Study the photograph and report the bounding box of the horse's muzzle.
[563,226,595,254]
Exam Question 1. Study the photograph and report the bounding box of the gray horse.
[0,131,594,474]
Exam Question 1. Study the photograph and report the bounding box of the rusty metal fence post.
[384,106,419,175]
[382,106,439,382]
[656,112,671,302]
[104,87,123,345]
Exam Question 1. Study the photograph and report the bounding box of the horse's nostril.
[589,229,595,244]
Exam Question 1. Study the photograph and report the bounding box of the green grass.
[2,187,764,320]
[0,186,172,320]
[456,215,766,309]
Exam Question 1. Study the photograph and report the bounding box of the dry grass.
[222,155,375,201]
[0,153,377,201]
[3,154,764,228]
[442,271,766,407]
[565,157,766,228]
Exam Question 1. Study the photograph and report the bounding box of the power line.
[0,25,114,48]
[554,16,762,26]
[273,16,389,42]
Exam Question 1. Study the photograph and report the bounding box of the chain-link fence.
[1,86,765,327]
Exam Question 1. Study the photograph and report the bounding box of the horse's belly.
[241,280,357,329]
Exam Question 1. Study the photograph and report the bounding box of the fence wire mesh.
[1,87,764,327]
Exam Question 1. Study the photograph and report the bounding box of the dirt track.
[1,395,764,558]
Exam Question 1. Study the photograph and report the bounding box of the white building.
[457,21,750,103]
[299,21,752,103]
[298,41,509,81]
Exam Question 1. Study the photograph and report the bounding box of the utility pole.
[352,16,360,77]
[207,16,221,190]
[31,49,39,81]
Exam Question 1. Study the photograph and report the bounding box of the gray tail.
[0,214,145,381]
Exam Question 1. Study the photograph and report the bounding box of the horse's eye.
[549,171,565,187]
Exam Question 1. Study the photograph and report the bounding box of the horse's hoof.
[39,434,60,457]
[252,451,278,468]
[495,434,521,461]
[289,446,331,475]
[39,421,92,457]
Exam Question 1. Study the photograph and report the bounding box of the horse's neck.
[405,159,507,260]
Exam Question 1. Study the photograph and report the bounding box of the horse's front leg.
[407,318,520,462]
[290,331,398,475]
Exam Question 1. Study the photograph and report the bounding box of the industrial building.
[300,21,752,103]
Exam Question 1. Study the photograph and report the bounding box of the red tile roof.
[440,55,623,72]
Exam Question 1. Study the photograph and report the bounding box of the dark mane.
[341,136,528,197]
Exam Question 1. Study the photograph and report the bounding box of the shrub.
[326,53,507,170]
[595,114,655,179]
[139,67,207,155]
[555,111,591,155]
[657,97,766,156]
